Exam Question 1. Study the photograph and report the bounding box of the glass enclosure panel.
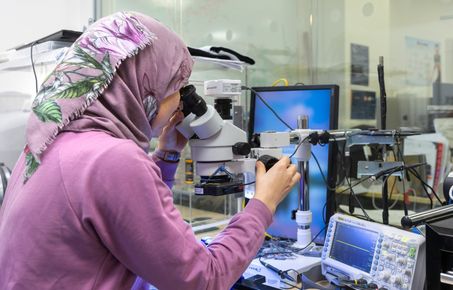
[312,0,453,225]
[101,0,453,229]
[101,0,314,231]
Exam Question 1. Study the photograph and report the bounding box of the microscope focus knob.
[258,155,279,171]
[232,142,251,156]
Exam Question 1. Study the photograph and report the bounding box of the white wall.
[0,0,94,51]
[0,1,94,168]
[0,1,94,104]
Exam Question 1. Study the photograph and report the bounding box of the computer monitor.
[248,85,339,243]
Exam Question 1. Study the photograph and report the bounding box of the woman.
[0,12,300,290]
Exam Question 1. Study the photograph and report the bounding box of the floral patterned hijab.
[24,12,193,181]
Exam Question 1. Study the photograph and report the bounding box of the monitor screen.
[329,222,379,273]
[249,85,339,243]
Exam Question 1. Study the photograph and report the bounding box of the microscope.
[176,80,256,196]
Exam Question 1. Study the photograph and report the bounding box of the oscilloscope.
[321,214,425,290]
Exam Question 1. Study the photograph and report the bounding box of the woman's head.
[24,11,193,180]
[63,12,193,145]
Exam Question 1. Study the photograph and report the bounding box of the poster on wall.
[351,90,376,120]
[351,43,369,86]
[405,36,441,86]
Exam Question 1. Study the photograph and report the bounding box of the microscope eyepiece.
[180,85,207,117]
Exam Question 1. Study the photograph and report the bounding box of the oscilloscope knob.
[397,257,407,266]
[394,276,403,286]
[380,270,391,282]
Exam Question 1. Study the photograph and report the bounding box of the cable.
[346,175,375,222]
[388,176,397,200]
[375,164,422,223]
[30,41,39,93]
[388,180,400,210]
[411,168,433,209]
[372,179,399,211]
[323,175,375,224]
[340,134,374,221]
[393,144,409,215]
[311,152,336,191]
[259,257,297,282]
[242,86,294,130]
[331,134,347,187]
[288,136,310,159]
[407,167,443,206]
[336,176,375,195]
[381,171,393,223]
[271,78,289,86]
[411,167,443,205]
[241,181,255,186]
[402,172,409,215]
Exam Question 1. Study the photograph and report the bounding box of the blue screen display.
[252,88,336,242]
[330,222,378,273]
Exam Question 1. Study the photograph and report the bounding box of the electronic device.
[248,85,339,242]
[322,213,426,290]
[399,204,453,289]
[13,30,82,51]
[426,216,453,289]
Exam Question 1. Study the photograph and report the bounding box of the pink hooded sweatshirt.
[0,12,272,290]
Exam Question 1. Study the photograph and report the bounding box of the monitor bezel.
[248,84,340,233]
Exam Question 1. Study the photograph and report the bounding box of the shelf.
[192,56,248,72]
[0,41,70,72]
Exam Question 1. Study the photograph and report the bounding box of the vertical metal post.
[93,0,102,22]
[298,115,309,211]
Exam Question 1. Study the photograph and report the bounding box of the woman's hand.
[157,110,187,153]
[253,156,301,214]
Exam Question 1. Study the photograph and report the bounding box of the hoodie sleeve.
[81,141,273,290]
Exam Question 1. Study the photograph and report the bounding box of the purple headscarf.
[24,11,193,181]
